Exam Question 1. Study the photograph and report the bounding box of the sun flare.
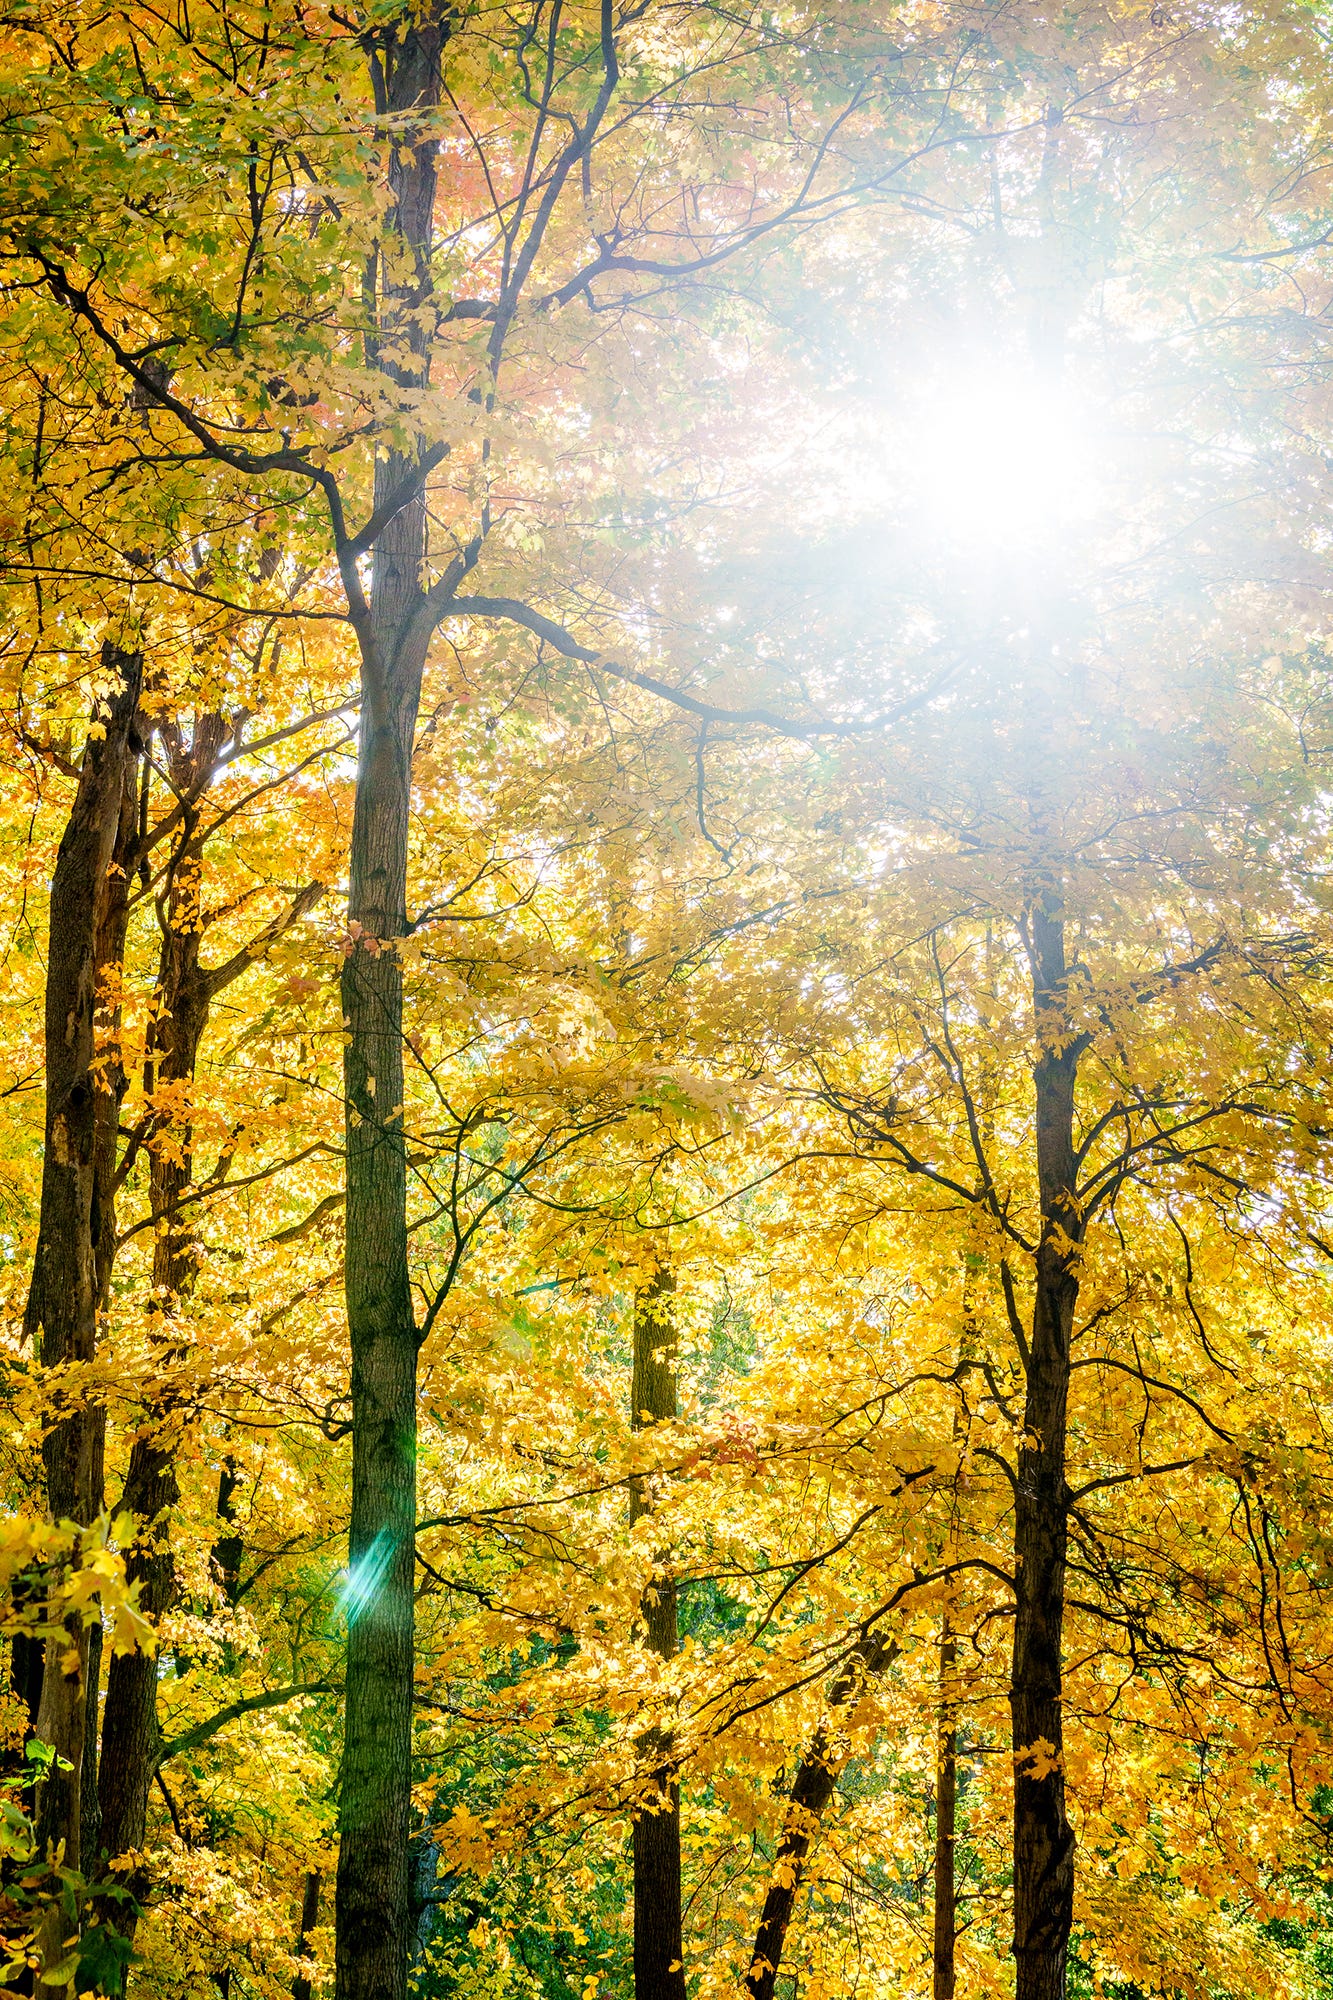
[897,360,1104,557]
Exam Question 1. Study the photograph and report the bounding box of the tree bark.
[335,21,445,2000]
[25,642,144,1878]
[629,1270,685,2000]
[1010,895,1082,2000]
[743,1632,897,2000]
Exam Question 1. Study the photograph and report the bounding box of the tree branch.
[201,879,326,1002]
[157,1682,335,1767]
[446,594,957,740]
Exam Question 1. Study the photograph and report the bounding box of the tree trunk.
[409,1830,448,1971]
[96,1417,178,1877]
[212,1457,244,1609]
[629,1270,685,2000]
[932,1621,958,2000]
[91,728,143,1317]
[1010,895,1082,2000]
[9,1630,43,1739]
[6,748,137,1857]
[99,725,220,1883]
[292,1868,322,2000]
[97,719,322,1896]
[743,1633,896,2000]
[25,642,143,1880]
[933,1312,975,2000]
[6,1603,46,1812]
[335,22,444,2000]
[82,731,143,1870]
[80,1621,104,1868]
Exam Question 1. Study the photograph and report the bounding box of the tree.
[98,700,325,1901]
[628,1265,685,2000]
[25,645,143,1882]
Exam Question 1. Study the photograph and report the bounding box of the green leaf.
[39,1950,81,1985]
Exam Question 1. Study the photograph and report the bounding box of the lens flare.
[902,361,1102,555]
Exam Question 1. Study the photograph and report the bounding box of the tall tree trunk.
[97,808,207,1879]
[292,1868,323,2000]
[6,1592,46,1814]
[335,20,444,2000]
[932,1619,958,2000]
[82,730,144,1869]
[744,1632,897,2000]
[80,1623,104,1868]
[25,642,143,1881]
[933,1305,976,2000]
[98,723,319,1895]
[9,1628,43,1741]
[1010,895,1082,2000]
[629,1270,685,2000]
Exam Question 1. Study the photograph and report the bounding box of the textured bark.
[6,746,135,1848]
[1010,897,1081,2000]
[744,1632,896,2000]
[744,1733,838,2000]
[409,1831,453,1972]
[335,22,445,2000]
[629,1271,685,2000]
[96,1441,177,1877]
[26,643,143,1875]
[932,1622,958,2000]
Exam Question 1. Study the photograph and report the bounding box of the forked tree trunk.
[335,21,445,2000]
[98,728,218,1877]
[629,1270,685,2000]
[1010,895,1082,2000]
[25,642,144,1881]
[13,712,140,1864]
[98,831,203,1878]
[100,730,322,1896]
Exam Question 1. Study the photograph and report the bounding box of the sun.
[893,356,1105,561]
